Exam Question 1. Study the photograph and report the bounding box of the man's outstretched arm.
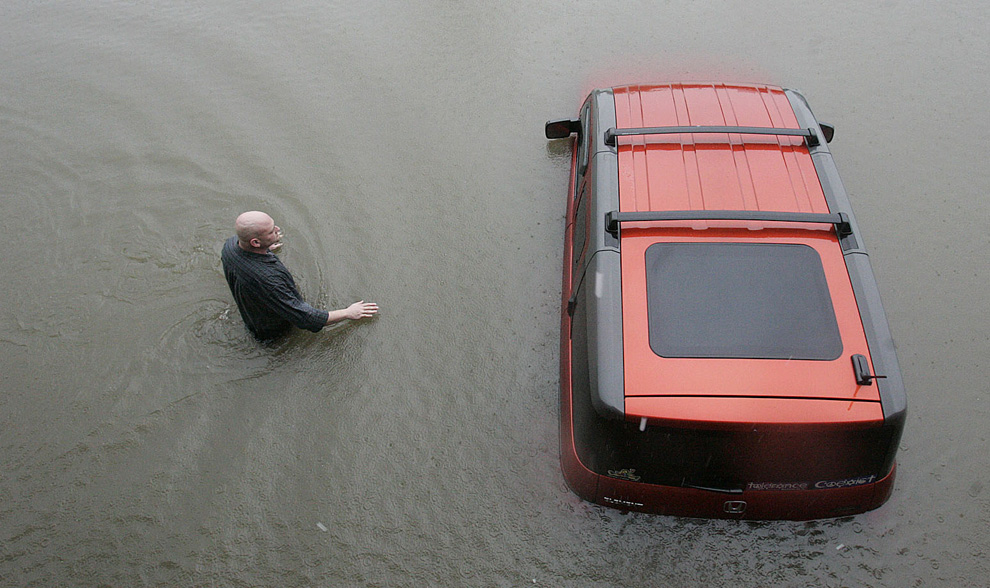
[326,300,379,325]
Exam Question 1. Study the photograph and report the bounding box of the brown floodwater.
[1,1,987,586]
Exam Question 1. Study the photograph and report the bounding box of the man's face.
[254,217,282,251]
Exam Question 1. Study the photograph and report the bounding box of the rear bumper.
[564,458,895,520]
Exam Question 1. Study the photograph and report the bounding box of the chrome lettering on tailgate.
[814,475,877,489]
[746,482,809,491]
[745,475,879,491]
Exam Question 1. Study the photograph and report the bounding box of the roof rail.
[603,125,820,147]
[605,210,851,238]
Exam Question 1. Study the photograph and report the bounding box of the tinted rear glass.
[645,243,842,360]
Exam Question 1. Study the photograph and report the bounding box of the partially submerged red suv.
[546,83,906,520]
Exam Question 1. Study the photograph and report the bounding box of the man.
[221,211,378,340]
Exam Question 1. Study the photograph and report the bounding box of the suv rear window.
[645,243,842,360]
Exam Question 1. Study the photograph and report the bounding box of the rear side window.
[645,243,843,360]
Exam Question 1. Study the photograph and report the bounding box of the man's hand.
[326,300,379,325]
[345,300,379,320]
[268,229,285,253]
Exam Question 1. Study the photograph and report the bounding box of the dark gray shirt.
[221,236,329,339]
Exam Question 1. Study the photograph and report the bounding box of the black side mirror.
[819,123,835,143]
[852,353,886,385]
[545,118,580,139]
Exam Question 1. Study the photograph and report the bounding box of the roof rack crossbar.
[604,125,820,147]
[605,210,851,238]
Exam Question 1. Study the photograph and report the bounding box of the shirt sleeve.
[259,272,330,333]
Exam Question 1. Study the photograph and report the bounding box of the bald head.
[235,211,273,241]
[235,211,281,253]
